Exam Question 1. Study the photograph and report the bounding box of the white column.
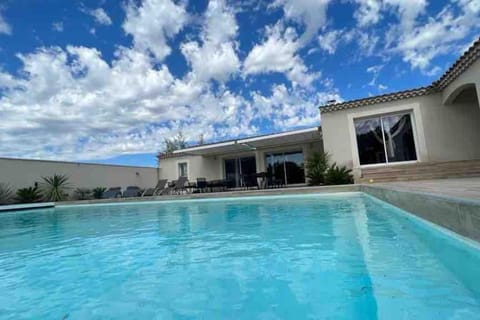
[255,150,264,173]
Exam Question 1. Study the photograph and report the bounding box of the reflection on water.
[0,193,479,319]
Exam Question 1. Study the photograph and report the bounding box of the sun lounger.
[172,176,188,194]
[142,179,168,196]
[102,187,122,199]
[123,186,141,198]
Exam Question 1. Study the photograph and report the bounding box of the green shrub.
[40,174,71,202]
[16,186,43,203]
[0,183,14,205]
[92,187,107,199]
[324,163,354,185]
[305,152,330,185]
[73,188,92,200]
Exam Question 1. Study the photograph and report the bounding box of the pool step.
[359,159,480,183]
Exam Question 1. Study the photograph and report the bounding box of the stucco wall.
[421,94,480,161]
[159,141,324,182]
[321,92,480,175]
[443,59,480,105]
[0,158,159,192]
[159,155,222,182]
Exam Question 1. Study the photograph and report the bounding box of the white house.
[158,128,323,187]
[321,37,480,181]
[159,37,480,184]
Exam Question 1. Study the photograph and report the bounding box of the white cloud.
[52,22,63,32]
[243,25,318,87]
[272,0,331,43]
[253,84,341,129]
[123,0,188,61]
[349,0,478,73]
[353,0,382,27]
[89,8,112,25]
[181,42,239,82]
[0,43,300,159]
[181,0,239,82]
[0,36,339,160]
[318,30,344,54]
[366,64,384,87]
[387,3,480,72]
[384,0,427,30]
[0,10,11,35]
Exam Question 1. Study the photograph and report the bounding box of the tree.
[40,174,71,201]
[160,131,188,156]
[305,152,330,185]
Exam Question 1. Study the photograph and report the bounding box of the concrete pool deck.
[372,177,480,202]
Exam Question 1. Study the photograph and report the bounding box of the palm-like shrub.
[92,187,107,199]
[16,187,43,203]
[0,183,14,205]
[306,152,330,185]
[324,163,354,185]
[73,188,92,200]
[40,174,71,202]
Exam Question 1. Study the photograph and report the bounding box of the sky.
[0,0,478,167]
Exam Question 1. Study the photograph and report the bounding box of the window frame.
[348,106,424,169]
[177,161,188,178]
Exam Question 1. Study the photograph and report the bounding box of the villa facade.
[158,128,323,187]
[158,38,480,184]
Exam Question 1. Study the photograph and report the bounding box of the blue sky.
[0,0,478,167]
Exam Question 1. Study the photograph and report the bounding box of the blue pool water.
[0,192,479,319]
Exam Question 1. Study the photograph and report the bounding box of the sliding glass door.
[266,151,305,185]
[224,156,256,188]
[355,113,417,166]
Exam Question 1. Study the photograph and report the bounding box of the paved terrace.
[372,177,480,202]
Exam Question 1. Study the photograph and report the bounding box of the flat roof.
[159,127,322,158]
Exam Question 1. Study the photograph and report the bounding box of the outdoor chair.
[208,179,226,192]
[267,175,284,189]
[244,175,259,190]
[123,186,141,198]
[197,178,208,192]
[225,179,236,190]
[172,176,188,194]
[142,179,168,196]
[102,187,122,199]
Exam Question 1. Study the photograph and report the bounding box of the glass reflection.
[382,114,417,162]
[354,113,417,165]
[266,151,305,185]
[355,117,386,165]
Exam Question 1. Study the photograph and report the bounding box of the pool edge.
[361,184,480,243]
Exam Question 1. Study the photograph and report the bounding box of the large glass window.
[224,156,256,188]
[266,151,305,185]
[355,113,417,165]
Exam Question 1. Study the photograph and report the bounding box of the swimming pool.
[0,192,479,319]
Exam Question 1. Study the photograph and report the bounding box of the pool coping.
[56,185,361,206]
[360,185,480,243]
[0,202,55,212]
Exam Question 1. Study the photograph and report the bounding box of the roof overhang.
[172,127,322,156]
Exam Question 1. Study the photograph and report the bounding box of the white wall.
[443,59,480,106]
[0,158,159,192]
[321,92,480,177]
[421,94,480,161]
[159,155,222,182]
[159,141,324,182]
